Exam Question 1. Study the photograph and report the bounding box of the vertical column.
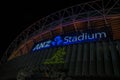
[30,50,42,68]
[69,44,77,76]
[40,49,49,64]
[82,43,89,76]
[75,44,83,76]
[116,41,120,56]
[64,45,72,71]
[24,52,35,69]
[36,49,48,67]
[29,52,37,67]
[89,42,97,76]
[35,50,44,66]
[96,42,105,76]
[45,48,53,59]
[27,51,38,68]
[109,41,120,77]
[103,41,113,76]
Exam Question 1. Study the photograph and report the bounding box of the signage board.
[32,26,112,52]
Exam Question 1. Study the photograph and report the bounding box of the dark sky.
[0,0,91,59]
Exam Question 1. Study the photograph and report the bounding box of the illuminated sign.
[32,27,112,52]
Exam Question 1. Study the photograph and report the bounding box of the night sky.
[0,0,91,59]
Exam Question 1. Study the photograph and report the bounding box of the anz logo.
[32,40,52,51]
[52,36,63,46]
[32,36,63,51]
[32,30,109,52]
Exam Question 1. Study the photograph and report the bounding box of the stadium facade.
[0,0,120,80]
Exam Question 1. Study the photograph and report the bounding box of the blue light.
[52,36,63,46]
[32,29,109,52]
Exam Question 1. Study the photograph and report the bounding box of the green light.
[43,47,66,64]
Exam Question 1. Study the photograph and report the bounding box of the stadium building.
[0,0,120,80]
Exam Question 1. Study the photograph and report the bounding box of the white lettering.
[88,34,94,40]
[32,40,51,51]
[71,36,78,42]
[33,31,107,52]
[45,40,52,47]
[95,32,107,39]
[78,33,84,41]
[64,36,70,43]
